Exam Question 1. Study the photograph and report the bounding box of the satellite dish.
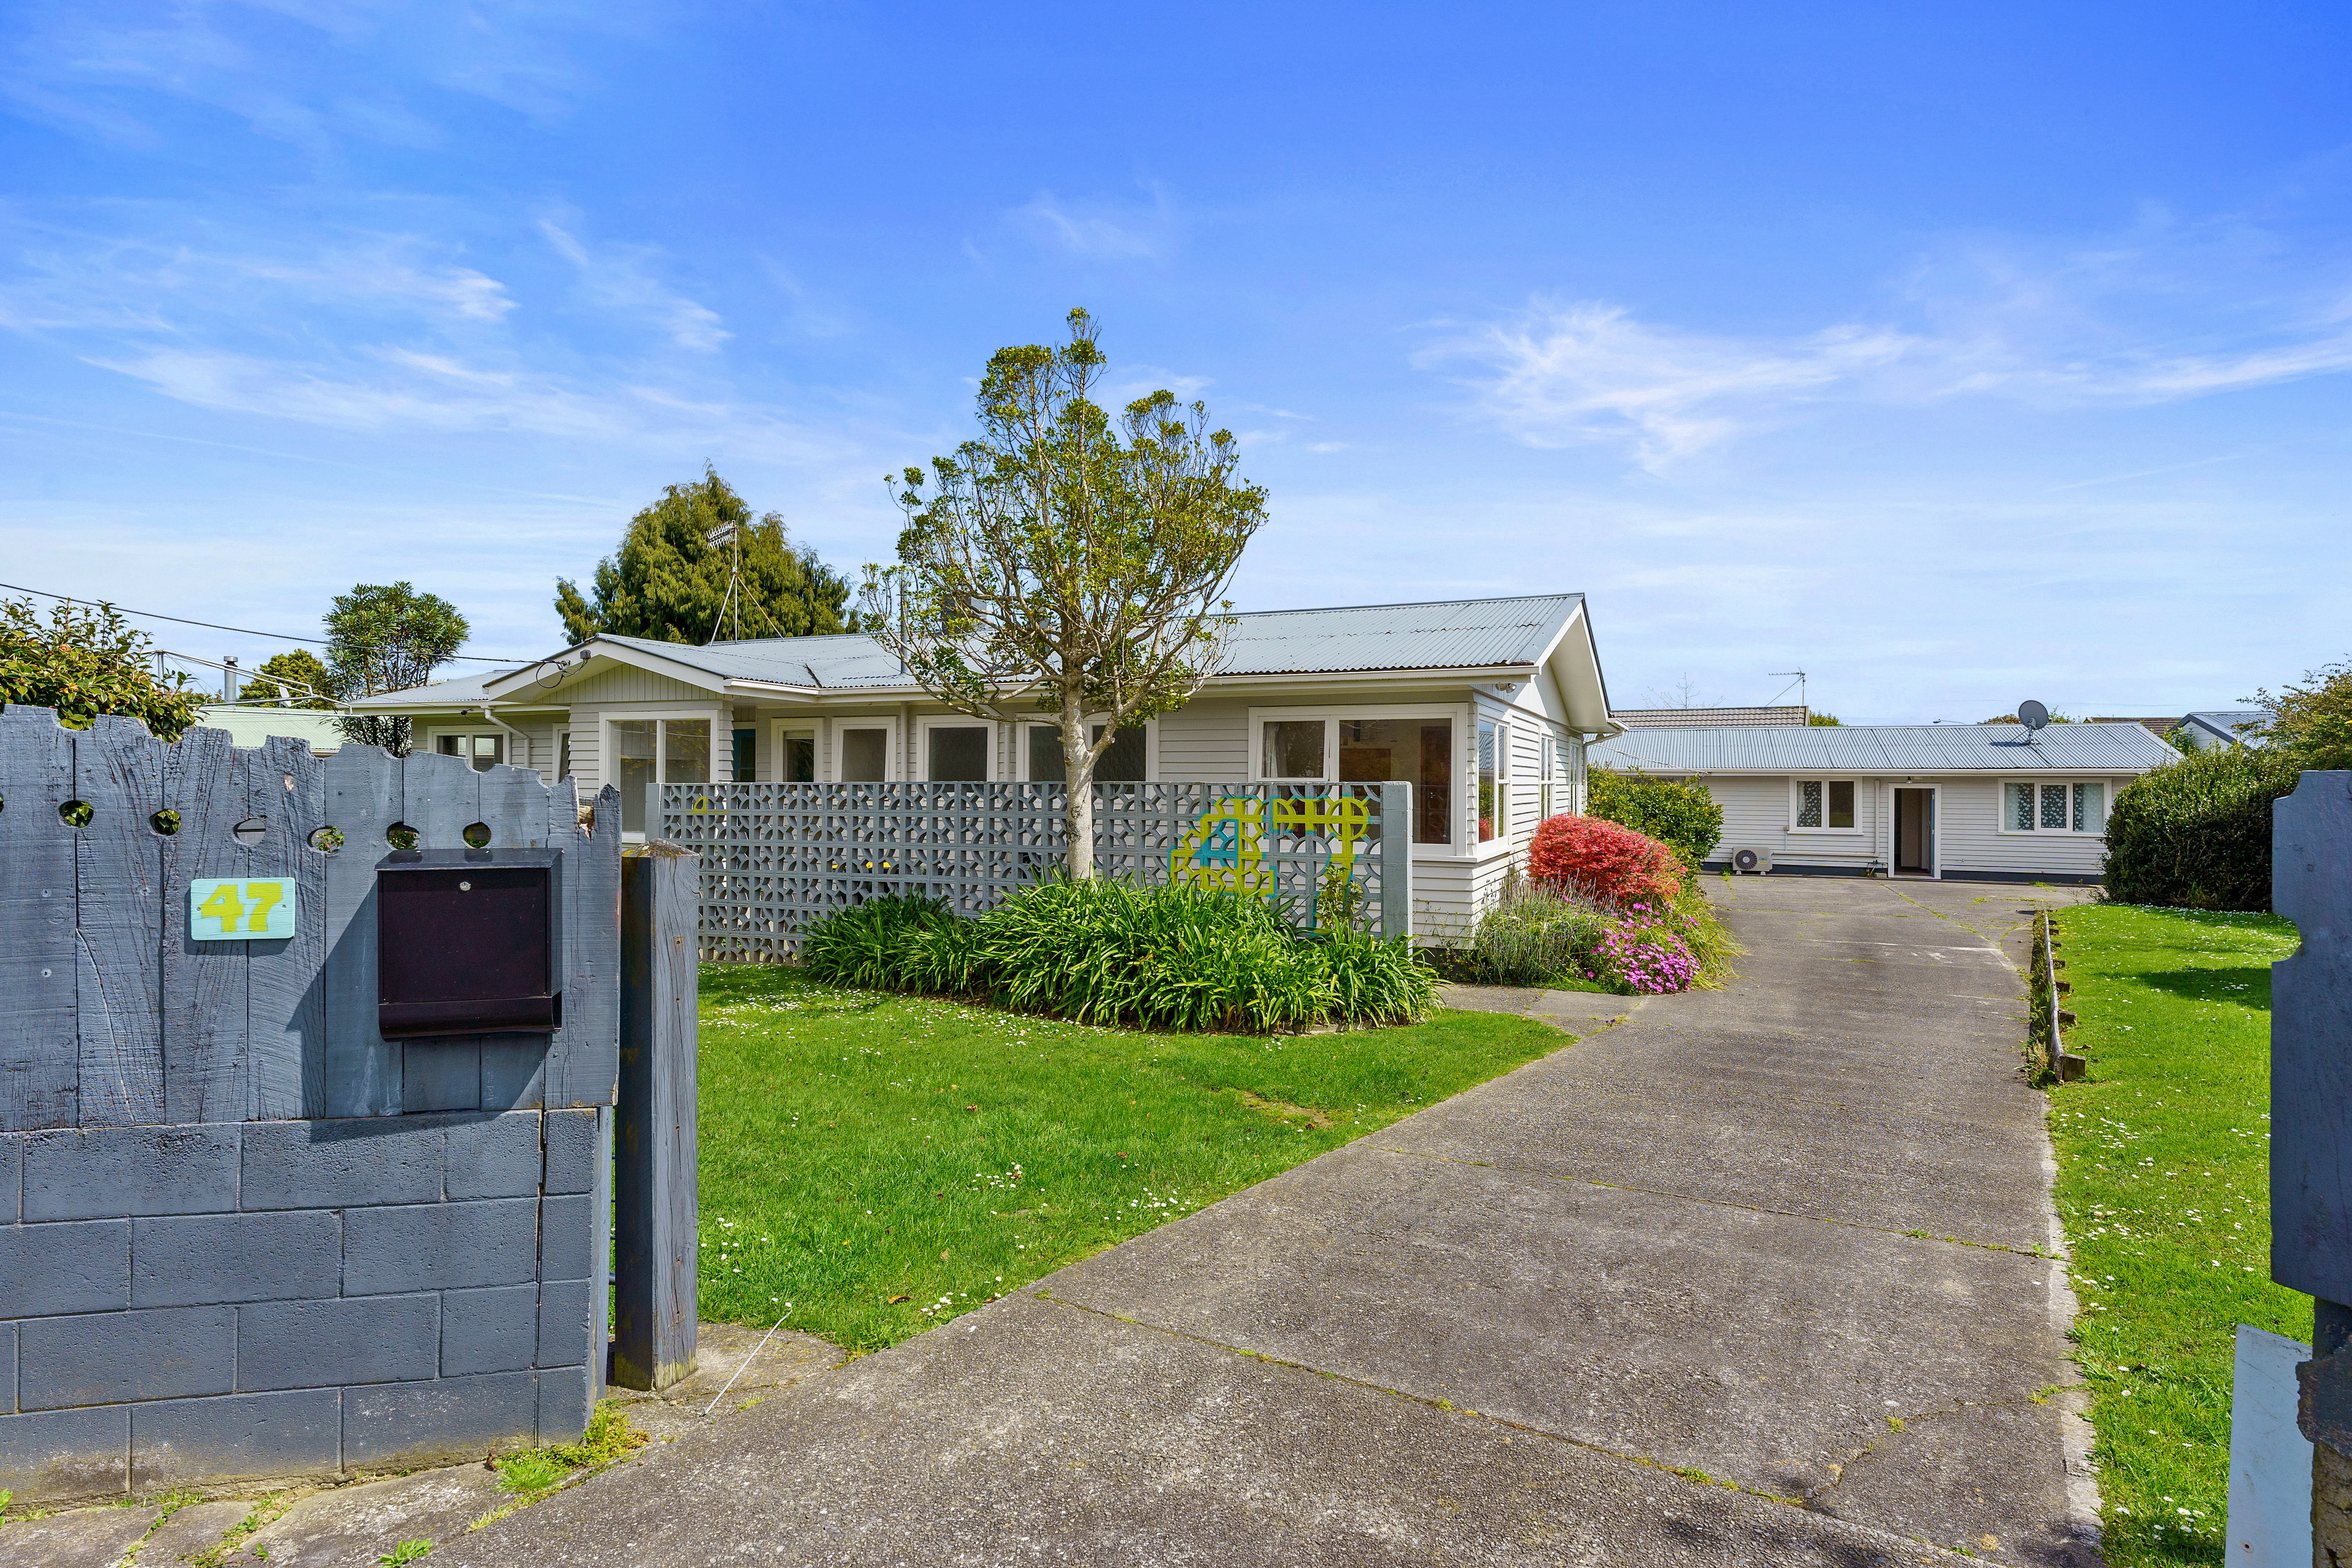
[2017,700,2050,732]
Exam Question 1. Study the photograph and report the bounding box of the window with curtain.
[780,731,816,783]
[1794,779,1856,829]
[2006,781,2107,833]
[1477,720,1497,842]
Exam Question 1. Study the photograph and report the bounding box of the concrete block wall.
[0,1106,611,1502]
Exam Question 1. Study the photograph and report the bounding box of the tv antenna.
[2017,699,2050,745]
[1768,669,1807,710]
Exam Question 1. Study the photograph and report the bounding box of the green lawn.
[2046,903,2303,1566]
[695,966,1570,1352]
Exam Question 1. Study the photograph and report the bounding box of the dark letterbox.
[377,849,564,1039]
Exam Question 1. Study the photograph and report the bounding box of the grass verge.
[699,966,1570,1350]
[2045,902,2302,1566]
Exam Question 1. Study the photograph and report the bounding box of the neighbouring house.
[348,593,1620,939]
[190,702,345,756]
[1586,722,2181,883]
[2171,708,2271,750]
[1609,704,1809,728]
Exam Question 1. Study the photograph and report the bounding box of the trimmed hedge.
[1587,769,1724,868]
[801,880,1434,1033]
[2101,748,2303,911]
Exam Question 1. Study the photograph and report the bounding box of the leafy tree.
[0,595,203,740]
[237,649,339,709]
[1586,769,1724,868]
[555,466,851,646]
[860,309,1267,878]
[327,583,469,755]
[2247,658,2352,769]
[1806,711,1842,726]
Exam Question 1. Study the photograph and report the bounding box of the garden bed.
[695,966,1568,1351]
[2044,902,2302,1566]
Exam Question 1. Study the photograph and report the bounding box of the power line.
[0,579,529,662]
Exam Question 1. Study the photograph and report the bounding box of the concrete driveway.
[437,876,2100,1567]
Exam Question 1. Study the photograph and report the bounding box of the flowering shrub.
[1527,814,1684,909]
[1585,918,1699,994]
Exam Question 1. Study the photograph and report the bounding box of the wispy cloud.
[1419,302,1912,466]
[1007,187,1176,261]
[1428,218,2352,467]
[539,219,729,351]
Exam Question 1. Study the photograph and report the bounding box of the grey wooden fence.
[0,706,622,1130]
[656,780,1414,962]
[612,845,700,1393]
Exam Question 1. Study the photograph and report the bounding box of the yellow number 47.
[191,878,295,941]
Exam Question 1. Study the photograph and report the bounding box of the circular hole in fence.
[150,809,181,837]
[461,821,492,848]
[309,825,345,853]
[232,817,266,846]
[59,800,93,828]
[387,822,419,851]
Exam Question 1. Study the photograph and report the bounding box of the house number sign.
[189,878,298,941]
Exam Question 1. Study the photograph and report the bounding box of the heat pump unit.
[1730,847,1772,875]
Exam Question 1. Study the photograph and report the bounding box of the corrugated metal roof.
[1612,706,1809,729]
[1590,722,2181,774]
[354,594,1592,708]
[1216,594,1584,675]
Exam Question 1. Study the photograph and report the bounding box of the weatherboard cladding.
[1590,722,2180,775]
[354,595,1590,709]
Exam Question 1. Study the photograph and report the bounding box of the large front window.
[1263,720,1325,781]
[612,717,710,835]
[1338,719,1452,846]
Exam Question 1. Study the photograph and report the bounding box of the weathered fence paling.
[656,780,1414,961]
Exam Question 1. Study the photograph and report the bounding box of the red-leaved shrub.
[1527,814,1684,909]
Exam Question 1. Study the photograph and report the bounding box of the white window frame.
[597,704,727,839]
[768,719,820,784]
[826,714,903,783]
[1998,779,2113,836]
[1788,777,1864,835]
[422,726,516,772]
[1248,703,1472,857]
[916,714,1002,782]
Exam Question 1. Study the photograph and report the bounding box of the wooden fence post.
[2269,770,2352,1564]
[612,842,700,1392]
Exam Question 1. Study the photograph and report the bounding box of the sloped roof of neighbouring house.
[1590,722,2181,775]
[350,593,1613,722]
[1611,705,1809,729]
[2178,709,2271,747]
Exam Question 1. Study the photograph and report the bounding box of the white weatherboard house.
[347,594,1620,938]
[1588,723,2181,883]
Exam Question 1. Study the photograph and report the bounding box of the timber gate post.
[2270,771,2352,1565]
[612,842,700,1391]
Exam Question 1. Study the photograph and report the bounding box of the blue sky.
[3,2,2347,720]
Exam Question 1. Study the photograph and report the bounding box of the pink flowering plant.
[1586,920,1699,994]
